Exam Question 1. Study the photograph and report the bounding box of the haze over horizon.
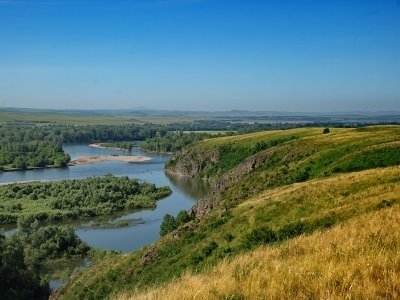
[1,0,399,112]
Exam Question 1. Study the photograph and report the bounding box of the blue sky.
[0,0,399,112]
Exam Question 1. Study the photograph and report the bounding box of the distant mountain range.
[3,106,400,116]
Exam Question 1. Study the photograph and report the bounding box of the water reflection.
[166,172,210,200]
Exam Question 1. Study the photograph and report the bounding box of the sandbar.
[68,155,152,166]
[0,180,39,186]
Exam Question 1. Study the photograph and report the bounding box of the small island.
[68,155,152,166]
[0,174,172,224]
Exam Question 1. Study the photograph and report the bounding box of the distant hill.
[2,106,400,124]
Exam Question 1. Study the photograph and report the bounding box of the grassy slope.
[56,126,400,299]
[122,199,400,300]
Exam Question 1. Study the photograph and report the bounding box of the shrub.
[224,233,235,242]
[202,241,218,257]
[242,226,277,249]
[305,216,335,232]
[277,221,305,241]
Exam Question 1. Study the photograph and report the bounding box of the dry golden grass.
[117,175,400,299]
[118,205,400,300]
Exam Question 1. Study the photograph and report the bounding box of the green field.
[0,109,201,125]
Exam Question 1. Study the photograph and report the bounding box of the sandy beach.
[68,155,152,166]
[0,180,39,186]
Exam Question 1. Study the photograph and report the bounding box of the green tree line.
[98,141,134,151]
[0,126,70,170]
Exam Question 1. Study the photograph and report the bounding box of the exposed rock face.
[188,191,221,218]
[165,146,219,179]
[212,152,270,189]
[189,152,274,217]
[167,143,276,219]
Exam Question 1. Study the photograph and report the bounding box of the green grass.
[211,126,400,207]
[56,125,400,300]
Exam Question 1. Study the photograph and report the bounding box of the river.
[0,143,209,252]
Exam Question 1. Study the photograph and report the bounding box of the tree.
[176,210,192,224]
[159,214,177,236]
[0,234,49,300]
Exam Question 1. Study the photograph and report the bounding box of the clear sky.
[0,0,399,112]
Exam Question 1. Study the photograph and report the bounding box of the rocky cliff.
[165,141,280,218]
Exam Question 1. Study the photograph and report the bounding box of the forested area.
[1,120,323,145]
[58,124,167,142]
[0,218,89,300]
[0,126,70,170]
[0,175,172,224]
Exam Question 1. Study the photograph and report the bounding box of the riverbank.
[0,180,39,186]
[68,155,152,166]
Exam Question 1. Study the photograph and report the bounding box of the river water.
[0,144,209,252]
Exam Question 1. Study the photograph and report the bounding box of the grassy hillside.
[167,126,400,210]
[121,201,400,299]
[55,126,400,299]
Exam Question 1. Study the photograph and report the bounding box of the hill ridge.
[55,126,400,299]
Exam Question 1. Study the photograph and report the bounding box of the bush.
[202,241,218,257]
[277,221,305,241]
[323,128,330,134]
[305,216,335,232]
[190,253,204,264]
[242,226,277,249]
[224,233,235,242]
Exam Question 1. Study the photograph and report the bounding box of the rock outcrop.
[165,145,219,179]
[167,142,280,218]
